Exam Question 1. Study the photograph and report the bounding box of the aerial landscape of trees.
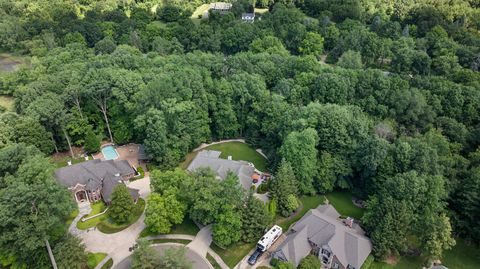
[0,0,479,268]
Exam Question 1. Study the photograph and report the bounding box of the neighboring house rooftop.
[241,13,255,22]
[273,204,372,268]
[210,2,232,10]
[187,150,255,190]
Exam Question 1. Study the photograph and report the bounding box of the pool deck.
[93,143,143,169]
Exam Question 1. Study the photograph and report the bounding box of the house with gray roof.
[272,204,372,269]
[55,159,139,204]
[187,150,256,190]
[241,13,255,23]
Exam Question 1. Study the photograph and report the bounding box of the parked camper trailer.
[257,225,282,252]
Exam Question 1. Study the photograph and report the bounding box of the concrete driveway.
[186,225,213,257]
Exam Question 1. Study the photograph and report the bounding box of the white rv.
[257,225,282,252]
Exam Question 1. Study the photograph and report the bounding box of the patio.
[93,143,147,170]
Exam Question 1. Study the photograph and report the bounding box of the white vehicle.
[257,225,282,252]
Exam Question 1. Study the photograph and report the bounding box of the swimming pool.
[102,145,119,160]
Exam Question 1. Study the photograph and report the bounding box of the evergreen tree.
[83,128,100,153]
[269,160,298,217]
[241,191,271,242]
[109,184,134,224]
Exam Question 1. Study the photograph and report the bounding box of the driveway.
[186,225,213,257]
[75,176,150,268]
[114,243,213,269]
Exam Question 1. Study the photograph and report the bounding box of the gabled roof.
[101,174,140,203]
[55,159,134,188]
[273,204,372,269]
[187,150,255,190]
[272,226,311,267]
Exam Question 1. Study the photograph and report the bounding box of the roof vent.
[114,173,120,177]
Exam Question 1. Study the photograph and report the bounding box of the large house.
[187,150,257,190]
[272,204,372,269]
[55,159,139,204]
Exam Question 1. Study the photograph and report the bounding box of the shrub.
[84,129,100,153]
[133,166,145,180]
[257,182,269,194]
[250,185,256,191]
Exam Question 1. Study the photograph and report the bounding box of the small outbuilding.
[241,13,255,23]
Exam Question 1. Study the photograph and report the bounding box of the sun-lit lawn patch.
[52,156,88,168]
[211,242,256,268]
[87,252,107,269]
[180,141,268,171]
[191,4,210,19]
[0,95,14,112]
[77,202,107,230]
[207,253,222,269]
[277,195,325,230]
[325,191,365,220]
[205,142,268,171]
[254,8,269,14]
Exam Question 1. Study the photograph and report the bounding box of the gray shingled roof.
[55,159,134,188]
[273,204,372,269]
[187,150,254,190]
[100,174,140,203]
[272,226,311,266]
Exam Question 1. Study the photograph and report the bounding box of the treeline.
[0,0,479,267]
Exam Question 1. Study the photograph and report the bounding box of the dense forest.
[0,0,479,268]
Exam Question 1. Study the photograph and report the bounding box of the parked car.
[248,249,263,265]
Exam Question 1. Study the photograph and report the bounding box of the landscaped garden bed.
[87,252,107,269]
[140,217,200,237]
[97,198,145,234]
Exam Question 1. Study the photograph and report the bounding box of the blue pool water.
[102,146,119,160]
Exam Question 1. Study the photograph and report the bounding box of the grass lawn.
[139,217,200,237]
[277,195,325,230]
[52,156,88,168]
[0,95,14,112]
[180,141,268,172]
[326,191,365,220]
[191,3,210,19]
[211,242,256,268]
[77,202,107,230]
[87,252,107,269]
[100,258,113,269]
[370,256,423,269]
[97,198,145,233]
[150,238,192,244]
[443,238,480,269]
[65,207,79,226]
[207,253,222,269]
[254,8,269,14]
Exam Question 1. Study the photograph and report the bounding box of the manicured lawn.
[277,195,325,230]
[87,252,107,269]
[180,141,268,171]
[443,238,480,269]
[97,198,145,233]
[52,156,88,168]
[0,95,14,112]
[150,238,192,244]
[77,202,107,230]
[254,8,269,14]
[207,253,222,269]
[205,142,268,171]
[211,242,256,268]
[191,4,210,19]
[326,191,365,220]
[139,217,200,237]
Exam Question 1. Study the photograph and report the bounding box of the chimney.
[67,161,72,166]
[344,217,354,228]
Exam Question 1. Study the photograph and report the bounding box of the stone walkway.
[69,202,92,236]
